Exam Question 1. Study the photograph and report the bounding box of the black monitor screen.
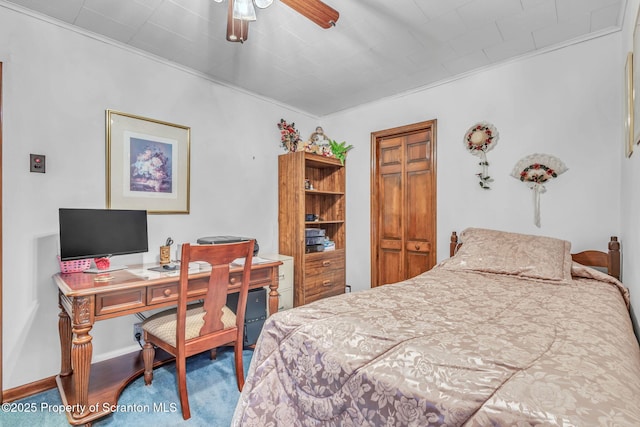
[59,208,149,261]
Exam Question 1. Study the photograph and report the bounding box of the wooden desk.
[53,260,281,426]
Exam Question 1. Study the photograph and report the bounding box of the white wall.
[322,34,624,297]
[621,0,640,334]
[1,4,635,391]
[0,6,320,389]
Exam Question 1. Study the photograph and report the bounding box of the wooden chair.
[141,240,255,420]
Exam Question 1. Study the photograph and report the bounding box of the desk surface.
[54,260,282,297]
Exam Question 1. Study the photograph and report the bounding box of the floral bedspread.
[232,264,640,426]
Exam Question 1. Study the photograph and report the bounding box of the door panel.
[406,170,430,241]
[371,121,436,288]
[380,173,402,240]
[380,137,403,168]
[380,248,402,286]
[406,134,430,165]
[378,144,403,285]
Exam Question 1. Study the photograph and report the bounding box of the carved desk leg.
[142,342,155,385]
[71,296,93,420]
[58,294,72,377]
[268,269,280,315]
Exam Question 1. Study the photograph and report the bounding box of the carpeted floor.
[2,347,252,427]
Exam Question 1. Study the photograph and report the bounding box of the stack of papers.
[323,240,335,251]
[232,256,272,266]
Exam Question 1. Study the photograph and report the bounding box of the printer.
[196,235,259,256]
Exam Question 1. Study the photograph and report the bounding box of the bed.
[232,228,640,426]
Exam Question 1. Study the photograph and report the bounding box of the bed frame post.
[608,236,620,280]
[450,232,459,257]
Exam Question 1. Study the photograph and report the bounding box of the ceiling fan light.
[253,0,273,9]
[227,1,250,43]
[233,0,257,21]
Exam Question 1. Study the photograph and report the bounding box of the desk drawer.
[147,267,273,305]
[147,278,209,305]
[228,267,272,290]
[96,289,146,316]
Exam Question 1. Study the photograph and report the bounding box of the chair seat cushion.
[142,303,236,346]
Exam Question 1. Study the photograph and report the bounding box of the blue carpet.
[2,347,252,427]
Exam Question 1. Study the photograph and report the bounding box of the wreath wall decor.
[463,122,499,189]
[510,153,568,227]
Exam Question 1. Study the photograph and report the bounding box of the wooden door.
[371,120,436,287]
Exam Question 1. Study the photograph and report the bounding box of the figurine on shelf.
[320,144,333,157]
[302,140,320,155]
[304,179,313,190]
[304,126,335,157]
[308,126,330,145]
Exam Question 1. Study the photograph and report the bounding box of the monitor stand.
[83,265,128,274]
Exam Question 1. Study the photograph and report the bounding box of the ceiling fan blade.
[280,0,339,29]
[227,0,250,42]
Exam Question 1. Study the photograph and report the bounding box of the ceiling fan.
[216,0,340,43]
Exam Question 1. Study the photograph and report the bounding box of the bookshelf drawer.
[305,270,345,300]
[304,250,344,275]
[304,250,345,299]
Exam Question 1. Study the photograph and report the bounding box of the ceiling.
[2,0,625,116]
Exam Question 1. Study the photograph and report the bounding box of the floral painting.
[129,137,173,193]
[107,110,190,214]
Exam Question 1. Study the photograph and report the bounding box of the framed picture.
[106,110,190,214]
[633,9,640,145]
[626,52,634,158]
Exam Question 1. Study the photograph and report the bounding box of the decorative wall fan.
[511,153,568,228]
[215,0,339,43]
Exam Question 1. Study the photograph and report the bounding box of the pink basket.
[58,256,92,273]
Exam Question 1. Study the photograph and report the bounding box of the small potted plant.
[329,140,353,165]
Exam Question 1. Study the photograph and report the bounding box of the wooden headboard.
[449,231,621,280]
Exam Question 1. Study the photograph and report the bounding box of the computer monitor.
[59,208,149,271]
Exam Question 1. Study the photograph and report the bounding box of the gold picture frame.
[633,8,640,145]
[626,52,634,158]
[106,110,190,214]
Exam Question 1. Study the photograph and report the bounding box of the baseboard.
[93,343,142,363]
[1,344,143,403]
[3,375,57,402]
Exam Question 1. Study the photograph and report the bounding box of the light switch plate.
[30,154,45,173]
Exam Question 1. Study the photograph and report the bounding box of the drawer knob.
[415,244,420,250]
[322,261,331,267]
[229,277,236,284]
[163,288,172,297]
[322,280,332,287]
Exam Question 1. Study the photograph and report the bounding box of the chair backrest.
[177,240,255,346]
